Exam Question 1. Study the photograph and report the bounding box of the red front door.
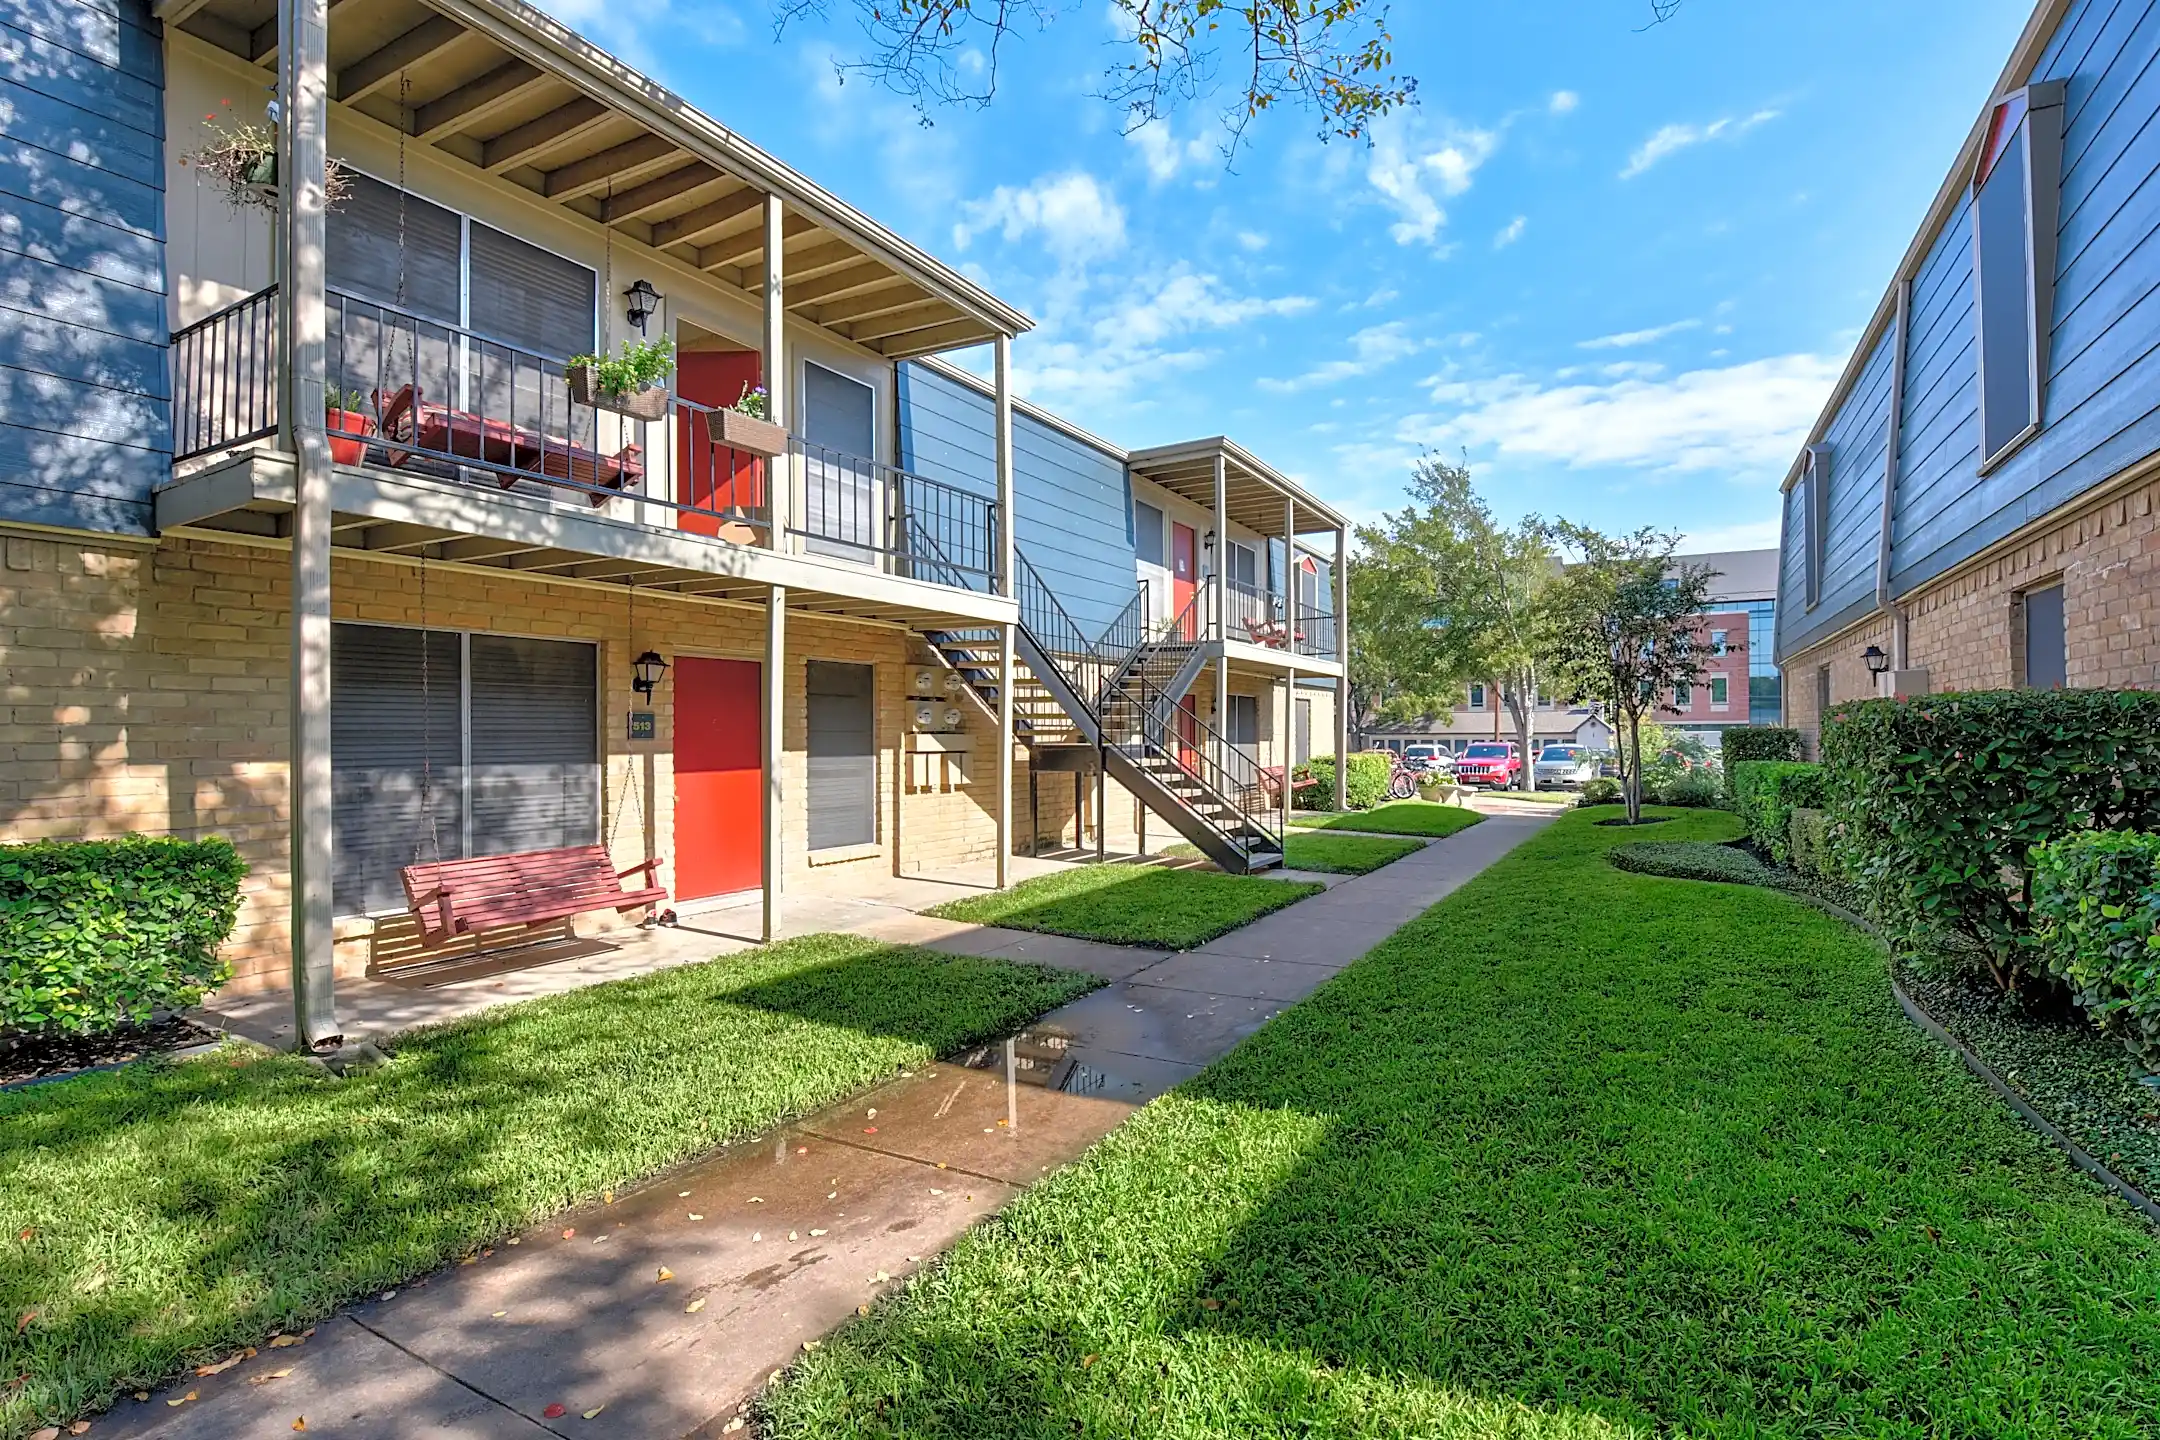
[674,656,763,901]
[676,349,765,539]
[1177,694,1200,772]
[1171,523,1197,639]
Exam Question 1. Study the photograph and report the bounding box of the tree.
[1346,455,1561,790]
[1544,525,1717,824]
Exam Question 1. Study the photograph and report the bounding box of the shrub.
[1580,777,1622,805]
[1293,753,1393,811]
[1648,768,1722,808]
[1721,726,1805,797]
[0,837,246,1037]
[1730,761,1826,863]
[1788,807,1834,879]
[1822,689,2160,988]
[2031,830,2160,1071]
[1609,841,1787,889]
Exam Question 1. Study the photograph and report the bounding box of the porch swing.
[375,103,668,949]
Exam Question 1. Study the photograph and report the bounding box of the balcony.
[1217,577,1338,663]
[163,284,1007,624]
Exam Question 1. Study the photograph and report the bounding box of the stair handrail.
[1102,664,1283,855]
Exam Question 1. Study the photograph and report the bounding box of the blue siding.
[896,363,1137,635]
[1781,0,2160,637]
[0,0,166,537]
[1776,326,1895,658]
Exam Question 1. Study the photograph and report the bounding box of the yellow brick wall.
[0,531,1007,990]
[1780,470,2160,750]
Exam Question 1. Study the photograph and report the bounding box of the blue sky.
[541,0,2033,549]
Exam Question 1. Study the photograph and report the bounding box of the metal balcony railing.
[169,284,1000,593]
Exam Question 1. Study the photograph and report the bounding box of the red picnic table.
[374,385,644,505]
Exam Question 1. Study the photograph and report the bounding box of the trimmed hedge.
[0,837,245,1037]
[2031,830,2160,1071]
[1788,807,1834,880]
[1648,768,1721,808]
[1730,761,1825,863]
[1609,841,1788,889]
[1292,753,1393,811]
[1580,777,1621,805]
[1821,689,2160,986]
[1720,726,1805,796]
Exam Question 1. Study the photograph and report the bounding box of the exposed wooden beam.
[360,521,454,553]
[601,161,721,222]
[782,238,863,281]
[784,260,899,308]
[482,96,609,172]
[155,0,217,24]
[252,0,362,65]
[815,287,935,327]
[184,11,252,57]
[698,214,816,272]
[436,536,547,562]
[878,317,995,356]
[411,60,547,141]
[541,133,681,200]
[838,299,955,343]
[647,186,764,248]
[335,15,467,104]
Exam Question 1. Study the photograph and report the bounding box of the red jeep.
[1453,740,1522,788]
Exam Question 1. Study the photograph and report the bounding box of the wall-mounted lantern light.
[1862,644,1890,676]
[631,649,670,698]
[625,278,663,334]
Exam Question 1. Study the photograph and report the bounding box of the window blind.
[468,222,596,361]
[468,634,600,858]
[330,623,465,914]
[328,172,462,323]
[806,661,875,850]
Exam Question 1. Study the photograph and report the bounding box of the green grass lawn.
[764,808,2160,1438]
[930,865,1324,949]
[0,935,1096,1440]
[1163,831,1426,876]
[1292,800,1485,838]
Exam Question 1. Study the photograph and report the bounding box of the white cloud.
[1236,230,1269,252]
[1128,119,1218,183]
[1407,352,1842,477]
[1493,215,1527,249]
[1681,517,1784,551]
[953,172,1127,267]
[1257,321,1426,392]
[1619,109,1781,179]
[1549,90,1580,115]
[1577,318,1700,349]
[1366,113,1500,247]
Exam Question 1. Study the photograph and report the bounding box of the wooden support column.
[994,334,1015,600]
[994,335,1016,888]
[1283,493,1296,840]
[1334,523,1350,811]
[762,586,786,940]
[996,623,1015,889]
[760,194,791,554]
[281,0,340,1049]
[1211,453,1229,775]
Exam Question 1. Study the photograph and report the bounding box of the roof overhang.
[1125,437,1348,537]
[160,0,1032,357]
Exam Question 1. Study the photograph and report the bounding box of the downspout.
[1875,276,1912,679]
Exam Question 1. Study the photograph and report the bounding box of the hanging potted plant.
[325,387,375,466]
[702,382,787,458]
[567,335,675,421]
[179,99,353,211]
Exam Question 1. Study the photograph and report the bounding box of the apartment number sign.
[626,710,656,741]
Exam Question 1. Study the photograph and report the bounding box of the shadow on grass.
[0,936,1097,1437]
[765,810,2160,1438]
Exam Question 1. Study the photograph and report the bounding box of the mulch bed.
[1593,815,1673,827]
[1,1013,221,1088]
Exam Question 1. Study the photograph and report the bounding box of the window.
[1134,499,1164,567]
[329,624,598,915]
[2020,582,2066,689]
[1710,629,1728,655]
[1802,442,1830,608]
[1295,698,1313,764]
[806,661,876,849]
[1229,541,1258,589]
[1673,681,1692,709]
[803,364,879,563]
[1467,682,1486,710]
[1709,675,1730,708]
[468,222,597,361]
[1973,82,2063,468]
[1227,694,1260,748]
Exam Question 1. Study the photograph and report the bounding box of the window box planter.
[567,365,671,422]
[702,407,788,459]
[326,409,375,466]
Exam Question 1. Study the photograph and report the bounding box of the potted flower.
[567,335,675,421]
[325,387,374,466]
[179,99,352,211]
[702,382,788,459]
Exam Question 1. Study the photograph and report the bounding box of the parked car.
[1453,740,1521,788]
[1401,744,1454,774]
[1533,744,1601,788]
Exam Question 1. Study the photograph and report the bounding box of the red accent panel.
[676,349,765,539]
[1171,523,1198,640]
[674,656,763,901]
[1178,694,1199,772]
[1980,92,2028,185]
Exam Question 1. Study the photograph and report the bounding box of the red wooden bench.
[400,845,666,947]
[374,386,645,505]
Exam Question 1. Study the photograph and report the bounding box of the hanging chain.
[608,581,648,853]
[418,551,446,868]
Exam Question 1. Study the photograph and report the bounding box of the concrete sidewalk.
[98,814,1549,1440]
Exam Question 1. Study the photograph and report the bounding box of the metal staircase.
[919,552,1283,874]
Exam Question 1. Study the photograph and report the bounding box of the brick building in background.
[1775,0,2160,742]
